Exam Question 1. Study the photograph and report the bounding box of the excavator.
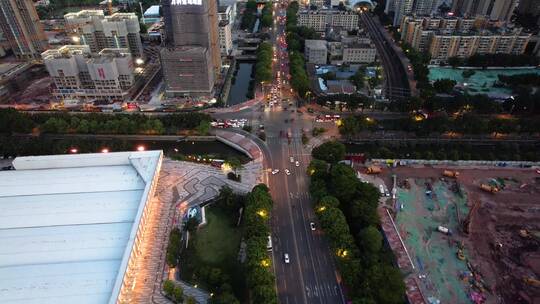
[523,277,540,287]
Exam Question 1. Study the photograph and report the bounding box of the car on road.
[289,156,294,163]
[284,253,290,264]
[267,235,273,251]
[271,169,280,175]
[310,222,316,231]
[295,161,299,167]
[285,169,291,176]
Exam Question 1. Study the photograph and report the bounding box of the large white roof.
[0,151,163,304]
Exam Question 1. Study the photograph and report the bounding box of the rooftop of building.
[299,8,356,14]
[144,5,161,17]
[344,42,374,48]
[218,5,231,13]
[105,12,139,21]
[305,39,327,49]
[65,9,104,20]
[42,46,131,60]
[0,151,163,304]
[219,19,230,26]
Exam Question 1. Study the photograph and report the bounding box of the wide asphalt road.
[261,1,344,303]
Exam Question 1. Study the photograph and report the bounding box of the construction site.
[360,164,540,304]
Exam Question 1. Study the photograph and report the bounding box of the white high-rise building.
[65,10,144,58]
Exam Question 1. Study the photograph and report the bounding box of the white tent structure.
[0,151,163,304]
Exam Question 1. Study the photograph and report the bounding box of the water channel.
[227,62,255,106]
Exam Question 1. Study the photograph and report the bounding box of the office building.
[0,151,163,304]
[64,10,144,58]
[219,20,233,55]
[0,0,49,60]
[160,0,221,97]
[298,9,359,32]
[42,45,135,101]
[305,39,328,64]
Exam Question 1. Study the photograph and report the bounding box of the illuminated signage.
[171,0,202,5]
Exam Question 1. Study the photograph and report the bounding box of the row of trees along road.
[255,42,274,83]
[261,2,273,28]
[338,113,540,138]
[241,0,258,31]
[308,141,406,303]
[242,184,278,304]
[0,109,212,136]
[285,1,312,98]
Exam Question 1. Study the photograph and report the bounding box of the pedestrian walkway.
[125,158,263,304]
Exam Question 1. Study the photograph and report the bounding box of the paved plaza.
[125,158,262,304]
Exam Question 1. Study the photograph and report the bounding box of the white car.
[284,253,290,264]
[310,222,316,231]
[271,169,280,175]
[289,156,294,163]
[295,161,300,167]
[285,169,291,176]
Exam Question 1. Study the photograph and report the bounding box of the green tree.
[309,178,328,201]
[312,141,346,163]
[358,226,382,257]
[225,157,242,177]
[307,159,329,179]
[433,79,457,94]
[186,296,198,304]
[163,280,175,297]
[196,120,211,135]
[318,195,340,209]
[329,164,360,203]
[339,116,360,137]
[173,285,184,303]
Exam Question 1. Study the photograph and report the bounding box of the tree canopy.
[312,141,346,163]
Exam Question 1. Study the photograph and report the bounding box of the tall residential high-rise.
[64,10,144,58]
[387,0,437,26]
[517,0,540,17]
[0,0,49,60]
[160,0,221,97]
[451,0,518,21]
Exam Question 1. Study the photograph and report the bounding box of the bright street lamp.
[135,58,144,65]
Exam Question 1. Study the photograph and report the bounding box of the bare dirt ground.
[17,76,52,103]
[374,165,540,304]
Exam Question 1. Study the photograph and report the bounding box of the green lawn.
[195,207,242,266]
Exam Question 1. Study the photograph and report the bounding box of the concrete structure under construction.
[0,0,49,60]
[64,10,144,58]
[0,150,163,304]
[42,45,135,101]
[160,0,221,97]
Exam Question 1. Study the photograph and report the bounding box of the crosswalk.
[305,283,340,298]
[289,191,311,200]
